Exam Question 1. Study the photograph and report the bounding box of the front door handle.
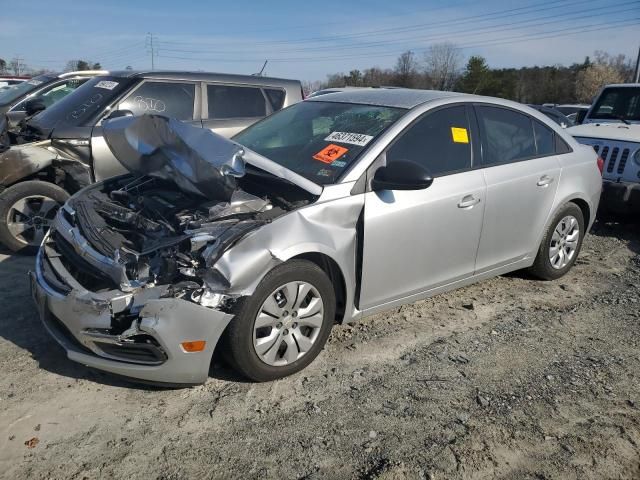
[458,195,481,209]
[537,175,554,187]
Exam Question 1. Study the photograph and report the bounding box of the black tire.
[0,181,69,254]
[224,259,336,382]
[529,202,585,280]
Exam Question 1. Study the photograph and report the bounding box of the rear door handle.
[537,175,554,187]
[458,195,481,209]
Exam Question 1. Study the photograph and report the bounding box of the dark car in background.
[528,104,574,129]
[0,70,303,253]
[543,103,591,125]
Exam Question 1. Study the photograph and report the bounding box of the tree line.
[0,58,103,76]
[311,43,636,104]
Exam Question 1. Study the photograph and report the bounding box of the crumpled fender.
[0,141,57,186]
[209,193,364,323]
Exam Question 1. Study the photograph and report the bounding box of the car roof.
[600,83,640,88]
[107,70,301,87]
[306,88,467,109]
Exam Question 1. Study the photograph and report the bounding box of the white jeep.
[567,83,640,213]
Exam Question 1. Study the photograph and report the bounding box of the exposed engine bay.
[61,172,314,295]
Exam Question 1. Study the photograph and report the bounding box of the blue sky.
[0,0,637,81]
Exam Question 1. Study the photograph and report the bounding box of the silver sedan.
[32,89,602,385]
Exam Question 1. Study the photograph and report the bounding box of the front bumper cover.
[600,180,640,213]
[31,238,234,386]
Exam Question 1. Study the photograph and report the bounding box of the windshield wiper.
[244,163,297,188]
[614,115,631,125]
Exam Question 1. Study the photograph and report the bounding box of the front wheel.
[224,260,336,381]
[529,202,585,280]
[0,181,69,254]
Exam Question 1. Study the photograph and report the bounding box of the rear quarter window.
[264,88,286,111]
[208,85,267,119]
[533,120,555,156]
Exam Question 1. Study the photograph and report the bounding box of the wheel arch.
[569,197,591,228]
[529,193,592,264]
[291,252,348,325]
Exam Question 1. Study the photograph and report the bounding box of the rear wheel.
[529,202,584,280]
[224,260,336,381]
[0,181,69,254]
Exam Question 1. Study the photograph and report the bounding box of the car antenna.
[253,60,268,77]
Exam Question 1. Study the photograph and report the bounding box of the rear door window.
[119,81,196,120]
[207,84,267,119]
[386,105,472,176]
[476,106,536,166]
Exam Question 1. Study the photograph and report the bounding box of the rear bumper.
[600,180,640,213]
[31,240,234,386]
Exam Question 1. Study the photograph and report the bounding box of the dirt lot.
[0,218,639,479]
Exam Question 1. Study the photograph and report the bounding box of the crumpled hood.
[567,123,640,144]
[102,114,322,201]
[103,115,244,201]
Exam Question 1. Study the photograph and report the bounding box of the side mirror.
[105,109,134,120]
[371,159,434,191]
[25,98,46,116]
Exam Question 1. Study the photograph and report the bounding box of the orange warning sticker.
[313,144,349,164]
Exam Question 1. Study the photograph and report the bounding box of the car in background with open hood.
[31,89,602,385]
[0,71,303,253]
[0,70,106,146]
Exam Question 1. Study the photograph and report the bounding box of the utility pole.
[12,56,24,75]
[146,33,158,70]
[633,44,640,83]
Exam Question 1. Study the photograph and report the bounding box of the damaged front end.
[32,115,317,384]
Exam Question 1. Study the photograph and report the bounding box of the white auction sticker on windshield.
[324,131,374,147]
[95,80,119,90]
[27,79,43,86]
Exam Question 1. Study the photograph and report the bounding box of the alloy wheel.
[6,195,59,247]
[253,281,324,367]
[549,215,580,270]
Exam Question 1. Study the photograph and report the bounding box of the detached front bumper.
[600,180,640,213]
[31,238,234,386]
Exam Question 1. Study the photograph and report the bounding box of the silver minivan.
[0,71,303,252]
[32,89,602,385]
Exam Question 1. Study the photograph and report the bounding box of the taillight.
[596,156,604,175]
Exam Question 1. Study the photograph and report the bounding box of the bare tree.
[575,64,625,103]
[394,50,419,87]
[65,60,96,72]
[424,42,463,91]
[0,58,6,73]
[575,50,632,102]
[302,80,323,96]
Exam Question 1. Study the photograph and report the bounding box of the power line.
[156,3,638,57]
[158,18,639,64]
[156,0,599,49]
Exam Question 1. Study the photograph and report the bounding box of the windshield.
[30,76,136,130]
[0,74,54,106]
[234,100,406,184]
[590,87,640,122]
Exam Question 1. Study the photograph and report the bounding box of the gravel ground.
[0,218,639,479]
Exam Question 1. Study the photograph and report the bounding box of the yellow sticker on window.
[451,127,469,144]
